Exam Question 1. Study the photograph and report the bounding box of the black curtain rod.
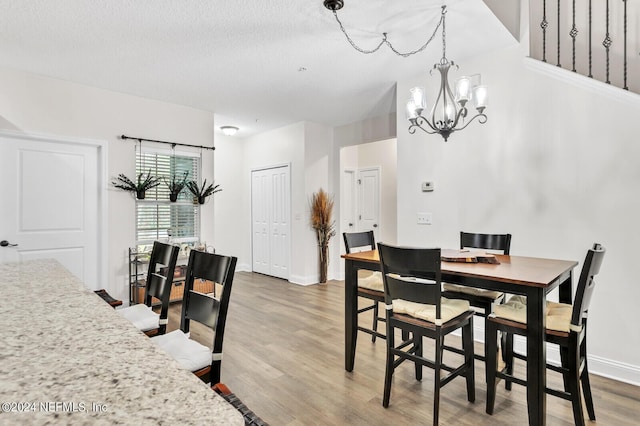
[120,134,215,151]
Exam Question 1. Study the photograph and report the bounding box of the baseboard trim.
[461,321,640,387]
[288,274,319,286]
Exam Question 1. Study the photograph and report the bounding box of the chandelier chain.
[441,6,447,60]
[331,6,446,58]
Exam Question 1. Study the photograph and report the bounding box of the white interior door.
[0,131,105,290]
[358,167,381,241]
[341,169,356,236]
[251,165,290,280]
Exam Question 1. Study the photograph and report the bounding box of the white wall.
[212,132,245,264]
[338,138,398,279]
[241,123,307,282]
[304,122,332,284]
[0,67,216,304]
[354,138,397,245]
[396,18,640,382]
[330,113,397,280]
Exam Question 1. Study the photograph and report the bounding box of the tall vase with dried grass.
[310,189,336,283]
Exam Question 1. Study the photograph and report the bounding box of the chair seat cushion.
[116,303,159,332]
[493,295,573,332]
[358,271,384,292]
[442,283,503,300]
[151,330,211,372]
[392,298,471,323]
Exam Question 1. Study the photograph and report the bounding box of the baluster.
[570,0,578,72]
[556,0,561,67]
[541,0,548,63]
[623,0,628,90]
[588,0,593,78]
[603,0,612,84]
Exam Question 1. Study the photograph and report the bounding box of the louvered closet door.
[251,166,290,280]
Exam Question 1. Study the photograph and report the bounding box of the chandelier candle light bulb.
[406,6,488,141]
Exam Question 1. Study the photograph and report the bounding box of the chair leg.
[415,335,423,382]
[559,345,571,392]
[485,319,499,415]
[462,318,475,402]
[433,333,442,426]
[382,328,395,408]
[580,338,596,421]
[503,332,514,391]
[568,342,586,426]
[371,302,378,343]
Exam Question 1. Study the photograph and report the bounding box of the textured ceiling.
[0,0,516,137]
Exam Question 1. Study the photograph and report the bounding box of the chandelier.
[323,1,487,141]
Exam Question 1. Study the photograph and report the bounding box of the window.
[135,150,200,247]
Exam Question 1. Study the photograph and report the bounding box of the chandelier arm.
[451,113,488,132]
[412,115,440,134]
[330,7,446,57]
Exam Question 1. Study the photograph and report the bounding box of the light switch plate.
[421,181,434,192]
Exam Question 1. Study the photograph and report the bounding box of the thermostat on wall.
[421,181,434,192]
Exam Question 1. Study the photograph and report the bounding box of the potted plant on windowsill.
[186,179,222,204]
[164,171,189,202]
[112,171,160,200]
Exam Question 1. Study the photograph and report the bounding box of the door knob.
[373,224,378,228]
[0,240,18,247]
[348,223,353,227]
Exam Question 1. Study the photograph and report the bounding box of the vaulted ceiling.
[0,0,518,137]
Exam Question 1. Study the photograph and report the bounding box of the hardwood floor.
[167,272,640,425]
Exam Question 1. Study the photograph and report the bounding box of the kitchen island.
[0,259,243,425]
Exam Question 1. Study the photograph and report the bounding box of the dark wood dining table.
[342,249,578,426]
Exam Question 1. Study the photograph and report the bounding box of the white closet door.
[0,132,105,289]
[251,165,290,279]
[251,170,270,275]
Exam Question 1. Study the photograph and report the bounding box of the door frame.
[0,129,108,289]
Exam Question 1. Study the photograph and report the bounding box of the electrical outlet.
[417,213,432,225]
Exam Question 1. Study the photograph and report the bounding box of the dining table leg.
[345,259,358,372]
[526,286,547,426]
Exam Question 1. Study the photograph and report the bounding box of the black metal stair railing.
[529,0,638,94]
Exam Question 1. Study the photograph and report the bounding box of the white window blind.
[135,150,200,245]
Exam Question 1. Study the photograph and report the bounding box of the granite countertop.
[0,259,243,425]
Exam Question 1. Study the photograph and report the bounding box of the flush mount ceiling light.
[220,126,239,136]
[323,2,487,141]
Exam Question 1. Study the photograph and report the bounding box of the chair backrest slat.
[378,243,442,315]
[180,250,237,353]
[145,241,179,305]
[343,231,376,253]
[571,243,606,327]
[460,232,511,255]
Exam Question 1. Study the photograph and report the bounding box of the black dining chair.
[151,250,237,385]
[343,231,385,343]
[485,243,605,426]
[117,241,179,336]
[441,231,511,361]
[378,243,475,426]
